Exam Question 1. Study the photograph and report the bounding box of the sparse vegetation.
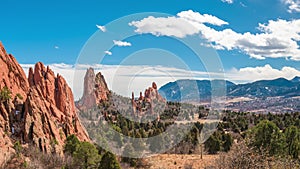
[0,86,12,102]
[13,141,22,156]
[4,91,300,168]
[16,93,23,100]
[63,135,121,169]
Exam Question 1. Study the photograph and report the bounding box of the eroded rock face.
[24,62,89,153]
[95,71,109,102]
[0,42,29,166]
[0,42,29,100]
[0,42,89,165]
[76,68,110,111]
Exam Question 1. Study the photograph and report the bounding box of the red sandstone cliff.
[0,42,89,166]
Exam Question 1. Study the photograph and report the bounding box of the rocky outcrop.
[76,68,110,111]
[0,42,89,166]
[0,42,29,166]
[0,42,29,100]
[131,82,166,118]
[24,62,89,153]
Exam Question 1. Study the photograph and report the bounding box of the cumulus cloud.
[221,0,233,4]
[113,40,132,47]
[129,10,227,38]
[129,16,199,38]
[21,63,300,100]
[129,10,300,61]
[283,0,300,13]
[96,24,106,32]
[104,50,112,55]
[227,64,300,83]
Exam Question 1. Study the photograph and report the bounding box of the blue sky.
[1,0,300,97]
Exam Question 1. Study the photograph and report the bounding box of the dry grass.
[143,154,218,169]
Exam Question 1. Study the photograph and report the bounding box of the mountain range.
[159,78,300,113]
[159,78,300,101]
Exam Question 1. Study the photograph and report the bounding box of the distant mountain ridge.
[159,77,300,102]
[159,79,235,102]
[291,76,300,83]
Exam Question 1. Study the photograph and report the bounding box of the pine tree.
[248,120,286,156]
[64,134,80,155]
[73,142,101,169]
[285,126,300,159]
[99,151,121,169]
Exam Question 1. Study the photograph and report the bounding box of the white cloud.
[54,46,59,49]
[282,0,300,13]
[129,16,199,38]
[221,0,233,4]
[129,10,300,61]
[96,24,106,32]
[21,63,300,100]
[104,50,112,55]
[176,10,228,26]
[129,10,227,38]
[113,40,132,47]
[227,64,300,83]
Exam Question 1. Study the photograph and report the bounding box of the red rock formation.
[0,42,89,165]
[131,82,166,117]
[0,42,29,165]
[76,68,110,111]
[24,62,89,153]
[0,42,29,99]
[95,71,109,103]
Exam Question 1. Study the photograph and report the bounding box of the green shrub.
[0,86,12,102]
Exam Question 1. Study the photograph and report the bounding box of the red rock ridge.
[0,42,89,165]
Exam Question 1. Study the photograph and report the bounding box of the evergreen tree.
[248,120,286,156]
[222,133,233,152]
[285,126,300,159]
[64,134,80,155]
[205,134,221,154]
[73,142,101,169]
[99,151,121,169]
